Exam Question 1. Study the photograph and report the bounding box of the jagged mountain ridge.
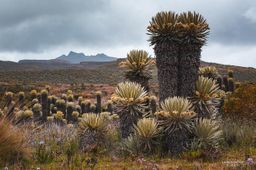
[19,51,117,64]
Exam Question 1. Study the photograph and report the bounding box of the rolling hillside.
[0,59,255,85]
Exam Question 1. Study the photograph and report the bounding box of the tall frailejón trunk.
[41,92,49,122]
[154,43,179,101]
[178,45,201,97]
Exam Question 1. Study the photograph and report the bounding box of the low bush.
[78,112,118,154]
[29,123,78,164]
[122,118,161,155]
[155,97,196,155]
[189,118,223,160]
[222,119,256,148]
[0,118,31,166]
[223,83,256,120]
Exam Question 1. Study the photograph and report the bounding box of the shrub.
[31,98,39,105]
[63,137,79,166]
[199,66,219,79]
[154,97,196,155]
[0,118,31,165]
[183,119,223,161]
[192,76,224,118]
[30,90,37,100]
[34,141,54,164]
[78,113,117,153]
[56,99,66,115]
[4,92,14,108]
[132,118,161,154]
[111,81,148,138]
[155,97,195,134]
[119,50,154,91]
[223,83,256,120]
[15,109,33,124]
[121,135,140,156]
[30,123,77,163]
[236,123,256,147]
[190,119,223,160]
[72,111,80,120]
[223,119,256,147]
[119,50,154,76]
[54,111,64,120]
[32,103,42,121]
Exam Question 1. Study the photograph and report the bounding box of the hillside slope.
[0,60,255,84]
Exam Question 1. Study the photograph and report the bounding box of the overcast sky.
[0,0,255,67]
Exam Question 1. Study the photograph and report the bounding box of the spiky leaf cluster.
[112,82,149,138]
[155,97,196,134]
[5,91,14,98]
[78,113,117,152]
[155,97,195,118]
[56,99,66,106]
[192,119,223,151]
[72,111,80,118]
[79,113,106,132]
[192,76,224,118]
[100,112,119,121]
[54,111,64,120]
[133,118,161,153]
[195,76,221,101]
[40,89,48,96]
[119,50,154,77]
[111,82,148,109]
[23,110,33,118]
[147,11,179,45]
[33,103,42,112]
[18,91,25,97]
[79,113,116,133]
[199,66,219,79]
[16,110,33,120]
[178,11,209,45]
[30,90,37,98]
[111,82,149,123]
[147,11,209,46]
[122,135,140,155]
[47,116,54,122]
[32,98,39,105]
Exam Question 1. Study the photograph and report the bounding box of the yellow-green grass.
[7,148,256,170]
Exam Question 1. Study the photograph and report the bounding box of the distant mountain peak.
[96,53,104,55]
[56,51,117,64]
[95,53,107,57]
[68,51,76,55]
[68,51,84,56]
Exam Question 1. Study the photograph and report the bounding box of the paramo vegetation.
[0,11,256,169]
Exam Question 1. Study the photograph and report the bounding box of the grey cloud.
[0,0,110,52]
[0,0,105,27]
[206,1,256,45]
[0,0,255,54]
[153,0,256,45]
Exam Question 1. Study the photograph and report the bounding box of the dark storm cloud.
[0,0,256,53]
[0,0,112,52]
[0,0,147,52]
[204,0,256,45]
